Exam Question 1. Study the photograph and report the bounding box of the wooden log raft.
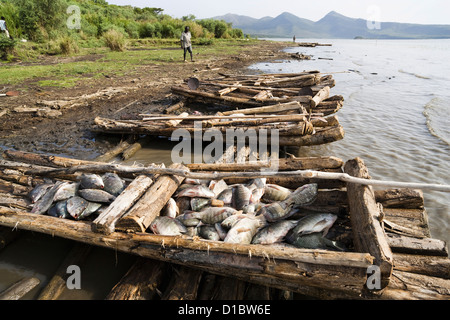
[344,158,394,290]
[0,209,374,299]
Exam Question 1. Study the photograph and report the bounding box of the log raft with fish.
[0,150,448,300]
[90,71,345,148]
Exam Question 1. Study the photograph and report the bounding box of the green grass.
[0,38,261,88]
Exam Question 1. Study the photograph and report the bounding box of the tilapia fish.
[162,197,179,218]
[224,216,261,244]
[176,211,202,227]
[80,173,104,190]
[285,213,337,243]
[232,184,252,210]
[262,184,292,202]
[28,183,54,204]
[196,207,239,224]
[31,181,64,215]
[198,225,221,241]
[67,196,89,220]
[288,233,345,251]
[53,182,78,202]
[78,189,116,203]
[286,183,318,206]
[175,185,215,199]
[258,200,295,222]
[252,220,298,245]
[216,188,233,205]
[150,216,187,236]
[102,172,125,196]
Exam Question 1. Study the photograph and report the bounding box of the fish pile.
[28,173,126,221]
[150,178,345,251]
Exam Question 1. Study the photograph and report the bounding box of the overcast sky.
[107,0,450,25]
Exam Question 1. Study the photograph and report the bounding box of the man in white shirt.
[180,26,193,62]
[0,17,10,39]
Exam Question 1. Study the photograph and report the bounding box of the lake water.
[251,38,450,246]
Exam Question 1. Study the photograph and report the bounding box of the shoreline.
[0,39,290,159]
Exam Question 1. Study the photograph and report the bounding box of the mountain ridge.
[212,11,450,39]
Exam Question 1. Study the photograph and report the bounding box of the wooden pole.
[0,277,40,300]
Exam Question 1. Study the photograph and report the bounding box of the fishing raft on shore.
[92,71,345,147]
[0,149,448,300]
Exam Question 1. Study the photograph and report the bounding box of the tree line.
[0,0,244,42]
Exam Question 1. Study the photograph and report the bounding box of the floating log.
[277,125,345,146]
[106,258,167,300]
[121,141,143,161]
[115,163,187,233]
[95,136,137,163]
[0,277,40,300]
[344,157,394,290]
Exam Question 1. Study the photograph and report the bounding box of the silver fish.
[78,202,103,220]
[221,214,248,229]
[67,196,89,220]
[251,220,298,245]
[232,184,252,210]
[262,184,292,202]
[80,173,104,190]
[78,189,116,203]
[53,182,79,202]
[258,200,295,222]
[224,216,261,244]
[208,179,228,196]
[102,172,125,196]
[285,213,337,243]
[289,233,345,251]
[198,225,221,241]
[175,196,191,213]
[250,187,265,204]
[197,207,239,224]
[214,222,228,240]
[31,181,63,215]
[286,183,318,206]
[28,183,54,204]
[175,185,215,198]
[162,198,179,218]
[53,200,71,219]
[150,216,187,236]
[217,188,233,205]
[176,211,202,227]
[190,197,211,212]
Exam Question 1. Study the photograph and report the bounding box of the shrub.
[103,29,125,51]
[59,36,80,55]
[0,37,16,60]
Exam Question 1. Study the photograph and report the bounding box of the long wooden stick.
[19,163,450,192]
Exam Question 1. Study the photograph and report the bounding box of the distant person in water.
[293,35,296,43]
[180,26,193,62]
[0,16,11,39]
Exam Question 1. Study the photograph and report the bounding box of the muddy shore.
[0,40,290,160]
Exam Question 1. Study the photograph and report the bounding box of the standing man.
[0,16,10,39]
[180,26,193,62]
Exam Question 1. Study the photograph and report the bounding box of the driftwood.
[95,136,137,163]
[0,277,40,300]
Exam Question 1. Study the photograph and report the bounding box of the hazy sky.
[107,0,450,25]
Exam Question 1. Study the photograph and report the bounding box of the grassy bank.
[0,38,261,88]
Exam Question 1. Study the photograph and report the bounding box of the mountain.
[213,11,450,39]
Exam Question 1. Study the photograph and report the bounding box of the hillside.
[213,11,450,39]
